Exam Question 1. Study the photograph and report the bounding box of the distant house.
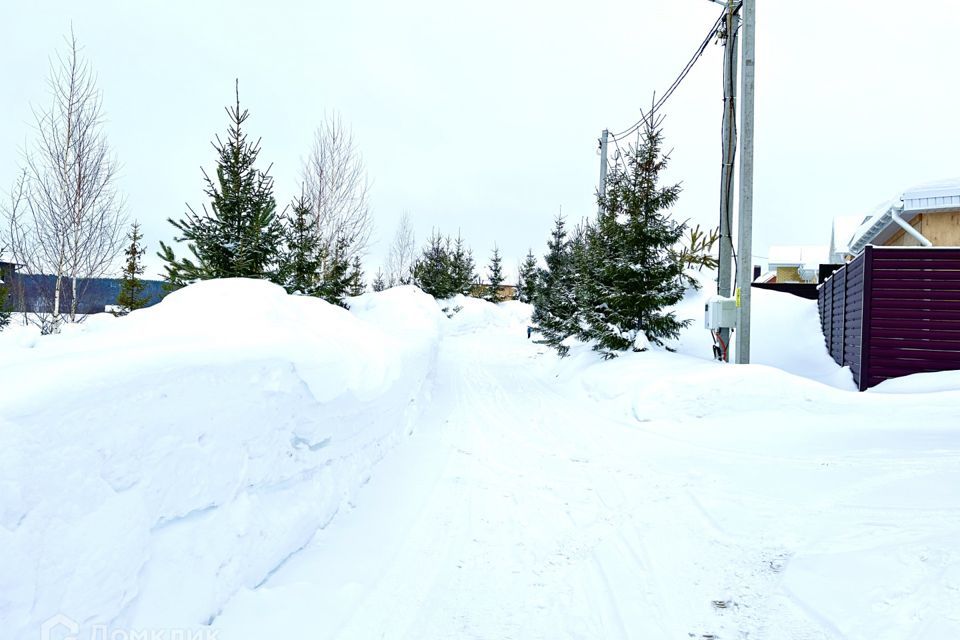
[0,261,166,314]
[468,282,518,301]
[763,178,960,283]
[765,245,830,284]
[817,178,960,389]
[845,179,960,256]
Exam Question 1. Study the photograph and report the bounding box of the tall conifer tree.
[531,216,579,355]
[450,234,476,296]
[580,119,689,355]
[159,81,283,286]
[517,249,539,303]
[484,246,505,303]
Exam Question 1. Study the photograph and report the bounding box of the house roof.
[903,178,960,212]
[848,178,960,255]
[768,245,830,268]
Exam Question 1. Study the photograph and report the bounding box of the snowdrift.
[0,280,443,638]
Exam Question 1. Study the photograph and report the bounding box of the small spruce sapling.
[115,221,150,316]
[372,269,386,292]
[347,256,365,297]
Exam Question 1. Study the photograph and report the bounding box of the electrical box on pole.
[704,296,737,330]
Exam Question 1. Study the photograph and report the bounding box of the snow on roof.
[903,177,960,212]
[848,178,960,255]
[847,198,899,255]
[767,245,830,268]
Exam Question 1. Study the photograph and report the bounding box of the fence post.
[839,269,846,365]
[859,246,875,391]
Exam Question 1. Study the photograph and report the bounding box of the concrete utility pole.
[735,0,755,364]
[716,1,739,361]
[598,129,609,213]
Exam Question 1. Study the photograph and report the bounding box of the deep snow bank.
[0,280,443,639]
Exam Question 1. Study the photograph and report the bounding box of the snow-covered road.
[4,284,957,639]
[213,306,960,640]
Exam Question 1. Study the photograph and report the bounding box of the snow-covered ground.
[2,279,959,639]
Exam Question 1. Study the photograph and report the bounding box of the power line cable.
[609,8,728,142]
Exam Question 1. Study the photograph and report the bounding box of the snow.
[0,279,443,638]
[903,176,960,201]
[670,272,855,389]
[3,277,960,639]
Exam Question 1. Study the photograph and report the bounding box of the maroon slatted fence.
[817,246,960,390]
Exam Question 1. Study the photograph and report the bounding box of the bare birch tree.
[301,113,372,264]
[2,29,125,332]
[385,211,416,286]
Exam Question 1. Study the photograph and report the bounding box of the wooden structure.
[818,246,960,390]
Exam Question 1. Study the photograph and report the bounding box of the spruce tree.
[484,246,505,303]
[159,82,283,286]
[115,222,150,315]
[371,269,386,292]
[412,231,455,299]
[581,120,689,355]
[531,215,579,356]
[450,234,476,296]
[279,194,324,295]
[517,249,539,303]
[318,235,352,308]
[347,256,365,297]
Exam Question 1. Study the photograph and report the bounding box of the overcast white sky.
[2,0,958,282]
